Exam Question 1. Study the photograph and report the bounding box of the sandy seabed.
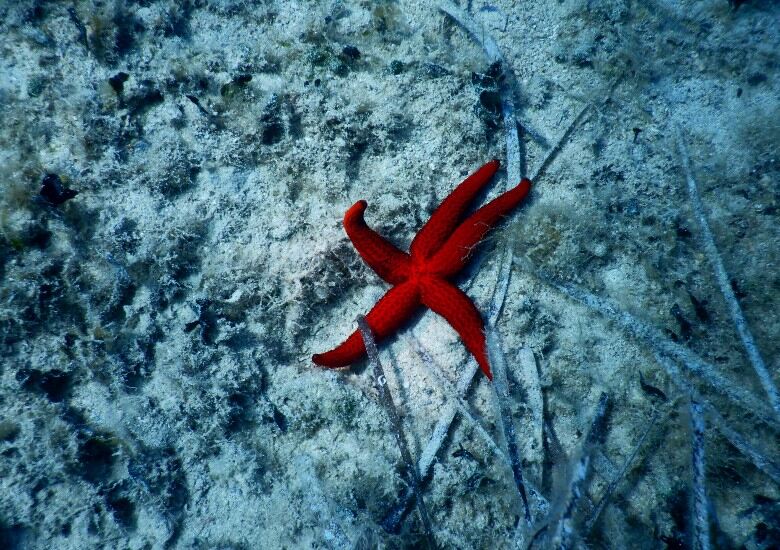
[0,1,778,548]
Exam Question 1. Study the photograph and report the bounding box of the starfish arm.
[420,277,492,380]
[410,159,500,260]
[312,281,421,368]
[344,200,412,284]
[430,178,531,278]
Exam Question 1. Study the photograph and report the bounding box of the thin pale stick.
[356,317,435,546]
[675,128,780,419]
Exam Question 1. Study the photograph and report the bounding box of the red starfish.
[312,160,531,380]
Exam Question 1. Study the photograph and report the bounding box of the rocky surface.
[0,1,778,548]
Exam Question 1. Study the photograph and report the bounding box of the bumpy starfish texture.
[312,160,531,380]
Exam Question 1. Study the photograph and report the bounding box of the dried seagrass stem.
[418,359,479,478]
[690,401,712,550]
[437,1,523,191]
[703,402,780,484]
[517,346,545,479]
[585,406,664,533]
[675,128,780,419]
[535,272,780,485]
[438,1,503,66]
[389,347,548,535]
[384,361,508,533]
[530,103,589,183]
[650,349,780,485]
[553,393,611,550]
[486,234,515,325]
[356,316,435,547]
[538,273,779,430]
[411,340,506,460]
[486,328,532,524]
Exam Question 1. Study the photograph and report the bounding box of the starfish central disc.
[312,159,531,380]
